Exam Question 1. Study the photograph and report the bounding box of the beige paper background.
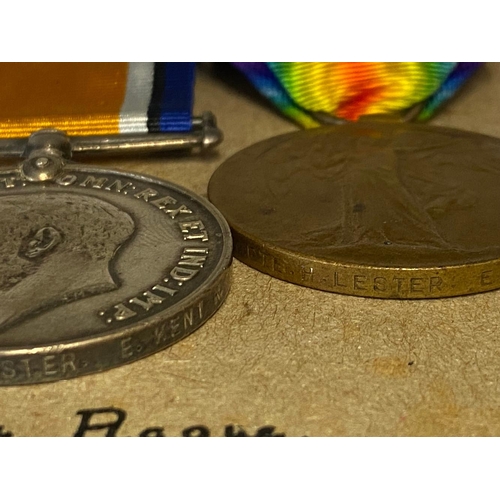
[1,63,500,437]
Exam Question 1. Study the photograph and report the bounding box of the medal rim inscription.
[0,165,233,385]
[208,123,500,299]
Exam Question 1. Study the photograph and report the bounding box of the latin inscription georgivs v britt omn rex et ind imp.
[0,167,232,385]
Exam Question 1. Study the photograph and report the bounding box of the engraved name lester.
[0,172,226,383]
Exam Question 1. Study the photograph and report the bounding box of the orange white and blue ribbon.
[233,62,482,127]
[0,62,195,138]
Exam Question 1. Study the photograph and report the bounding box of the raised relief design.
[266,133,480,252]
[0,165,231,385]
[209,123,500,298]
[0,193,135,332]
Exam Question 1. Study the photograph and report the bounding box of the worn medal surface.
[0,131,232,385]
[209,122,500,299]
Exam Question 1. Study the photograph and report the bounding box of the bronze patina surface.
[209,122,500,299]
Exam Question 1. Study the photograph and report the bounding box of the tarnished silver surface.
[0,132,232,385]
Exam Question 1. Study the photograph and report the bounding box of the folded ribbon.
[0,62,195,138]
[233,62,482,127]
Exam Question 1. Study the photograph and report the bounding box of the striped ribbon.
[233,63,482,127]
[0,62,195,138]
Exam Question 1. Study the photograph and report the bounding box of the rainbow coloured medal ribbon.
[207,61,500,300]
[233,62,482,126]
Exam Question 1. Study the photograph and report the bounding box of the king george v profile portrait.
[0,192,136,333]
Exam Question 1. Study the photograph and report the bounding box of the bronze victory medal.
[208,122,500,299]
[0,166,232,385]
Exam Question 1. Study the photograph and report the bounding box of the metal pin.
[0,111,222,159]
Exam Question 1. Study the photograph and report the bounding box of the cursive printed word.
[1,410,286,437]
[182,424,285,437]
[73,407,285,437]
[1,408,286,437]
